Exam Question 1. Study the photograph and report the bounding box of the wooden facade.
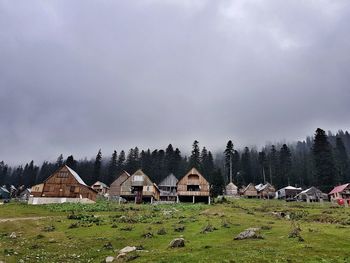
[109,171,130,198]
[225,182,238,196]
[255,183,276,199]
[296,187,327,202]
[32,165,97,201]
[158,173,178,201]
[120,169,160,203]
[241,183,258,198]
[177,168,210,203]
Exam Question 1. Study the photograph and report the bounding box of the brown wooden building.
[240,183,258,198]
[177,168,210,204]
[109,171,131,199]
[120,169,160,203]
[30,165,97,202]
[91,181,109,196]
[158,173,178,201]
[255,183,276,199]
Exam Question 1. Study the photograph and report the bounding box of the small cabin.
[109,171,131,199]
[296,186,327,203]
[255,183,276,199]
[177,168,210,204]
[91,181,109,196]
[241,183,258,198]
[120,169,160,203]
[0,186,10,200]
[28,165,97,204]
[225,182,238,197]
[158,173,178,201]
[276,186,302,201]
[329,183,350,205]
[19,188,32,201]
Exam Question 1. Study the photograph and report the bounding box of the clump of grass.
[120,226,133,231]
[261,225,272,230]
[68,222,79,229]
[157,228,167,235]
[103,242,113,250]
[43,225,55,232]
[288,222,304,242]
[201,223,217,234]
[174,225,185,232]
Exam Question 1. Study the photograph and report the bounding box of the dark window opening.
[187,185,200,191]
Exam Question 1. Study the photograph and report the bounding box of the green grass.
[1,199,350,262]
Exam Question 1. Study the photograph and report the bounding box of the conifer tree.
[312,128,336,192]
[108,150,118,184]
[210,169,225,197]
[335,136,349,183]
[189,140,201,169]
[224,140,234,183]
[241,147,252,184]
[93,149,102,183]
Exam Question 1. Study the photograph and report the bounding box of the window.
[133,175,144,182]
[57,171,69,178]
[70,186,75,192]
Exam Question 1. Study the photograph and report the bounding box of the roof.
[278,185,302,191]
[0,186,10,193]
[226,182,238,190]
[255,183,274,192]
[65,165,87,186]
[92,181,109,188]
[159,173,178,187]
[329,183,350,195]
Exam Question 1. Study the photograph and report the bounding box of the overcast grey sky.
[1,0,350,165]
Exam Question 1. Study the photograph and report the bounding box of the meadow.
[1,199,350,263]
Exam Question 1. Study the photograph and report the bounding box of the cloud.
[1,0,350,164]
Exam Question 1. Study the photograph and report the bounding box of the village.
[1,164,349,207]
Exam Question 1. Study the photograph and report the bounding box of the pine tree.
[201,148,214,182]
[93,149,102,183]
[210,169,225,197]
[335,136,349,183]
[56,154,64,168]
[108,150,118,184]
[312,128,336,192]
[279,144,292,187]
[258,151,268,183]
[224,140,234,183]
[117,150,126,174]
[241,147,252,184]
[189,140,201,169]
[65,155,77,170]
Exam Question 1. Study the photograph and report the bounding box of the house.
[0,186,10,200]
[240,183,258,198]
[225,182,238,197]
[28,165,97,204]
[91,181,109,196]
[295,186,327,203]
[158,173,178,201]
[255,183,276,199]
[120,169,160,203]
[276,186,302,201]
[109,171,131,199]
[177,168,210,204]
[329,183,350,205]
[19,188,32,201]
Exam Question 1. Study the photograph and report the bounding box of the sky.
[1,0,350,165]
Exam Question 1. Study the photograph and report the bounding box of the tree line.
[1,128,349,195]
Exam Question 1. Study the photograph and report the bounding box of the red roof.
[329,183,350,195]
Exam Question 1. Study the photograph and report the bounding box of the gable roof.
[242,183,257,193]
[0,186,10,194]
[92,181,109,188]
[178,167,209,184]
[329,183,350,195]
[65,165,87,186]
[159,173,178,187]
[111,171,131,185]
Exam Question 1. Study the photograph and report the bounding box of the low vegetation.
[1,199,350,262]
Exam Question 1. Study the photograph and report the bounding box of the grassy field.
[1,199,350,263]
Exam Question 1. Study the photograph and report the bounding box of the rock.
[9,232,16,239]
[169,238,185,248]
[105,256,114,262]
[119,246,136,254]
[234,228,263,240]
[116,253,126,259]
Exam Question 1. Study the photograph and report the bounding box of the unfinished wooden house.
[28,165,97,204]
[91,181,109,196]
[329,183,350,205]
[255,183,276,199]
[240,183,258,198]
[177,168,210,204]
[276,186,302,201]
[109,171,131,199]
[295,186,327,203]
[120,169,160,203]
[158,173,178,201]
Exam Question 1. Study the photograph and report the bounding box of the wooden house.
[225,182,238,197]
[255,183,276,199]
[120,169,160,203]
[158,173,178,201]
[177,168,210,204]
[19,188,32,201]
[28,165,97,204]
[0,186,10,200]
[109,171,131,198]
[91,181,109,196]
[296,186,327,203]
[329,183,350,205]
[241,183,258,198]
[276,186,302,201]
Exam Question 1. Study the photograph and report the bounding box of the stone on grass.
[105,256,114,262]
[119,246,136,254]
[234,228,263,240]
[9,232,16,239]
[169,238,185,248]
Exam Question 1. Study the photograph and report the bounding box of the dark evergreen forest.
[1,128,349,194]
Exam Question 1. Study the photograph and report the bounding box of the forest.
[1,128,349,194]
